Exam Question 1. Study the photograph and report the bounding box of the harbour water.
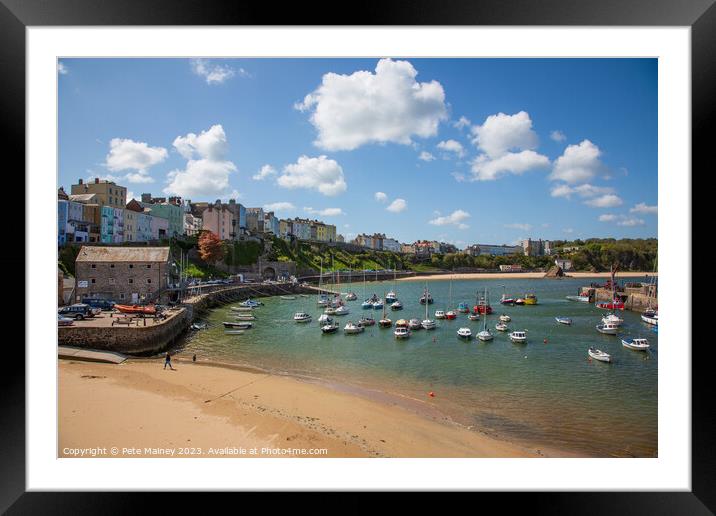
[180,277,657,457]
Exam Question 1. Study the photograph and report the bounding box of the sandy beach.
[59,358,571,458]
[398,271,656,282]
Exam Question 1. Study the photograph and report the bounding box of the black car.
[83,298,115,311]
[58,304,95,320]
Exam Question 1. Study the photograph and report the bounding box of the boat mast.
[425,283,429,319]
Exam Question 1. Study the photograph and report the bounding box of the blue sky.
[58,58,657,246]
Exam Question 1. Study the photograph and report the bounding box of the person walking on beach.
[164,352,175,370]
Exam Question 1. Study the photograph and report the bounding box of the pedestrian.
[192,354,196,363]
[164,352,174,370]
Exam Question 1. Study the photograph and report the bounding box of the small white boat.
[457,327,472,339]
[391,301,403,311]
[361,300,373,309]
[588,347,612,362]
[190,322,207,330]
[239,299,262,308]
[434,310,446,319]
[280,296,296,300]
[394,327,410,339]
[408,318,422,330]
[555,316,572,325]
[622,337,650,351]
[596,322,619,335]
[324,307,337,315]
[498,314,511,323]
[233,314,256,320]
[335,305,350,316]
[509,330,527,343]
[566,295,590,302]
[344,321,365,334]
[293,312,312,323]
[421,319,436,330]
[224,330,245,335]
[223,321,252,329]
[385,291,398,303]
[602,313,624,326]
[468,313,480,321]
[318,314,333,324]
[495,322,509,332]
[641,309,658,326]
[345,292,358,301]
[358,316,376,327]
[230,306,254,312]
[321,322,339,334]
[372,300,384,310]
[477,329,494,342]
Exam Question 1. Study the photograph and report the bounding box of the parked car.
[83,298,115,311]
[58,304,95,320]
[57,314,74,326]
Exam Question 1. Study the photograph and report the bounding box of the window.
[146,264,151,269]
[129,264,134,269]
[91,264,96,269]
[91,278,96,284]
[128,279,133,284]
[119,293,124,299]
[110,264,114,268]
[147,279,152,284]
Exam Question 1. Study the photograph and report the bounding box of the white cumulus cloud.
[437,139,465,158]
[419,151,436,162]
[263,202,295,212]
[630,202,658,214]
[386,198,407,213]
[550,130,566,142]
[164,124,237,198]
[471,150,549,181]
[599,213,645,226]
[429,209,470,229]
[305,207,344,217]
[374,191,388,202]
[253,164,277,181]
[468,111,549,181]
[550,183,615,199]
[190,58,236,85]
[550,139,605,184]
[296,58,447,151]
[584,194,623,208]
[58,62,69,75]
[277,155,347,196]
[104,138,168,184]
[453,116,471,130]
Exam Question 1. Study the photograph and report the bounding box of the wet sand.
[58,358,572,458]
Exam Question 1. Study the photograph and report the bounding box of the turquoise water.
[180,277,657,457]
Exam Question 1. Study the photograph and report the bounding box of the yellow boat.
[523,293,538,305]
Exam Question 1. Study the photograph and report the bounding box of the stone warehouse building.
[74,246,175,304]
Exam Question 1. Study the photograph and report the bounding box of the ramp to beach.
[58,346,127,364]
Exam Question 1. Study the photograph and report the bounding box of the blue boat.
[457,302,470,313]
[372,300,384,310]
[362,300,373,309]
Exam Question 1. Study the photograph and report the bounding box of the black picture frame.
[2,0,706,510]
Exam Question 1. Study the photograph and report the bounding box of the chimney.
[78,178,83,185]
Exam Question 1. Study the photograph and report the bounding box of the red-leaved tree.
[198,231,225,265]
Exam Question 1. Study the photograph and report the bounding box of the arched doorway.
[262,267,276,280]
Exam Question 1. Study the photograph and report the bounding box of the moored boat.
[434,310,446,319]
[395,319,408,328]
[420,285,436,330]
[343,321,364,334]
[555,316,572,325]
[588,347,611,362]
[596,322,619,335]
[495,322,509,332]
[321,322,339,334]
[468,313,480,321]
[391,301,403,311]
[223,321,252,329]
[622,337,650,351]
[394,327,410,339]
[457,302,470,313]
[457,327,472,339]
[602,313,624,326]
[359,316,376,327]
[317,314,333,324]
[523,293,538,305]
[293,312,312,323]
[334,305,350,316]
[445,310,457,320]
[499,314,511,323]
[224,330,245,335]
[408,318,422,330]
[509,330,527,343]
[566,295,590,303]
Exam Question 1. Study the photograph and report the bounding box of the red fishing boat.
[114,304,157,315]
[596,300,625,310]
[473,294,493,315]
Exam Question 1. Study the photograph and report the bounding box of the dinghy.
[555,316,572,325]
[588,347,612,362]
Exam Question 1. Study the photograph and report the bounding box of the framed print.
[2,0,709,510]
